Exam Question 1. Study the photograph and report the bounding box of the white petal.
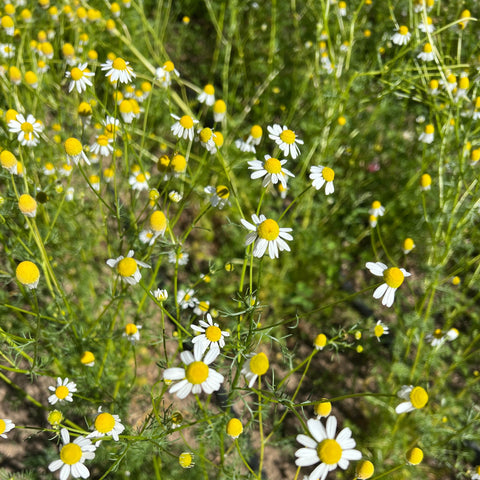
[310,462,329,480]
[296,434,318,449]
[395,401,414,414]
[366,262,387,276]
[180,350,194,364]
[373,283,388,300]
[382,287,395,307]
[295,450,319,467]
[342,448,362,461]
[48,460,63,472]
[164,368,185,380]
[307,418,327,443]
[253,238,268,258]
[325,415,337,438]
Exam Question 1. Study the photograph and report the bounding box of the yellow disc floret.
[60,443,82,465]
[179,115,194,129]
[249,352,269,376]
[117,257,137,277]
[383,267,405,289]
[406,447,423,465]
[322,167,334,182]
[16,261,40,286]
[95,412,115,433]
[81,351,95,365]
[185,361,209,384]
[226,418,243,438]
[409,386,428,409]
[264,157,282,174]
[150,211,167,232]
[399,25,409,35]
[64,138,83,157]
[204,84,215,95]
[314,400,332,417]
[257,219,280,241]
[317,439,342,465]
[112,57,127,71]
[250,125,263,139]
[200,127,212,143]
[18,194,37,216]
[55,385,69,400]
[205,325,221,342]
[356,460,375,479]
[315,333,327,349]
[279,129,295,144]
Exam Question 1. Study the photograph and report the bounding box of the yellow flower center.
[1,150,17,168]
[317,439,342,465]
[55,385,69,399]
[226,418,243,438]
[459,77,469,90]
[404,238,414,250]
[112,57,127,71]
[257,219,279,241]
[214,100,226,113]
[18,194,37,214]
[179,115,194,129]
[179,452,194,468]
[372,200,381,209]
[95,412,116,433]
[279,129,295,144]
[16,261,40,285]
[136,173,146,183]
[399,25,409,35]
[48,410,63,425]
[0,419,5,434]
[97,135,110,147]
[125,323,138,335]
[205,325,221,342]
[200,128,212,143]
[314,400,332,417]
[164,60,174,72]
[421,174,431,188]
[198,301,209,312]
[433,328,443,339]
[117,257,137,277]
[204,84,215,95]
[70,67,83,81]
[81,351,95,364]
[322,167,335,182]
[216,185,229,199]
[315,333,327,348]
[409,386,428,409]
[150,211,166,231]
[406,447,423,465]
[424,43,432,53]
[251,125,263,138]
[430,79,438,89]
[60,443,82,465]
[383,267,404,289]
[120,100,133,113]
[171,154,186,172]
[356,460,375,479]
[185,361,209,384]
[249,352,269,376]
[64,138,82,156]
[374,324,384,337]
[264,157,282,174]
[447,74,456,84]
[21,122,34,134]
[425,124,434,134]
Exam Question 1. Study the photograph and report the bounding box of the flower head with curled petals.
[101,57,135,84]
[241,214,293,259]
[88,407,125,442]
[171,114,198,141]
[0,418,15,438]
[106,250,151,285]
[163,349,224,399]
[295,415,362,480]
[191,313,230,359]
[395,385,428,414]
[48,428,96,480]
[309,166,335,195]
[366,262,411,308]
[267,124,303,159]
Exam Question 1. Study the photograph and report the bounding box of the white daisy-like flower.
[101,57,135,84]
[168,249,189,265]
[197,84,215,106]
[309,165,335,194]
[66,63,94,93]
[103,116,121,138]
[193,300,210,316]
[177,288,198,309]
[419,124,434,144]
[365,262,411,308]
[235,138,257,153]
[90,134,113,157]
[163,349,224,399]
[155,60,179,88]
[241,213,293,259]
[191,313,230,359]
[48,428,96,480]
[267,124,304,159]
[295,416,362,480]
[417,43,435,62]
[425,328,445,347]
[88,407,125,442]
[8,113,43,147]
[128,171,150,191]
[123,323,142,344]
[151,288,168,301]
[391,26,411,45]
[106,250,151,285]
[0,418,15,438]
[373,320,389,341]
[395,385,429,414]
[0,43,15,58]
[48,377,77,405]
[198,127,217,152]
[170,114,198,141]
[369,201,384,217]
[418,17,435,33]
[248,154,294,188]
[241,352,269,388]
[204,185,230,209]
[64,138,90,165]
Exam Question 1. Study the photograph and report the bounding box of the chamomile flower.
[106,250,151,285]
[417,43,435,62]
[197,84,215,106]
[163,349,224,399]
[170,114,198,141]
[8,113,43,147]
[309,165,335,194]
[80,351,95,367]
[128,171,150,191]
[193,300,210,316]
[191,313,230,359]
[314,334,328,350]
[18,194,37,217]
[48,377,77,405]
[395,385,428,414]
[0,43,15,58]
[88,407,125,442]
[248,154,294,188]
[373,320,389,341]
[241,352,269,388]
[213,99,226,122]
[314,400,332,418]
[226,418,243,439]
[101,57,135,83]
[403,238,415,254]
[406,447,423,465]
[241,213,293,259]
[0,418,15,438]
[198,127,217,152]
[48,428,96,479]
[247,125,263,145]
[179,452,195,469]
[295,415,362,480]
[355,460,375,479]
[90,134,113,157]
[43,162,55,175]
[0,149,17,174]
[420,173,432,191]
[123,323,142,343]
[418,16,435,32]
[168,249,189,265]
[369,201,384,217]
[391,25,411,45]
[144,210,167,240]
[64,137,90,165]
[267,124,303,159]
[177,288,198,309]
[366,262,411,308]
[59,164,73,176]
[419,124,434,144]
[425,328,445,347]
[204,185,230,209]
[155,60,179,87]
[66,63,94,93]
[151,288,168,301]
